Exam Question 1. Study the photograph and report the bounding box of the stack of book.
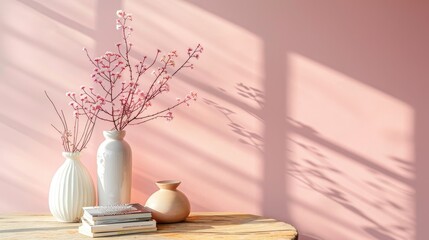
[78,203,156,238]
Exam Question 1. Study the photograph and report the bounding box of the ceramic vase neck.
[156,180,181,190]
[103,130,126,140]
[62,152,80,161]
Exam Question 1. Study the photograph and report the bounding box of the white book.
[82,216,152,225]
[83,203,151,221]
[78,226,157,238]
[80,218,156,233]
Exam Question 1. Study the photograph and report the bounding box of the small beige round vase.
[145,180,190,223]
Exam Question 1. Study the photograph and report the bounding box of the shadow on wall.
[204,79,413,239]
[0,0,125,211]
[1,0,428,239]
[186,1,429,240]
[182,0,291,223]
[14,0,94,36]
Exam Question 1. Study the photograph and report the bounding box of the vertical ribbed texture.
[49,152,95,222]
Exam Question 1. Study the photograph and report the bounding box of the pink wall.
[1,1,428,240]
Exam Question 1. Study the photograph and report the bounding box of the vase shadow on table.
[151,215,297,239]
[153,214,279,234]
[0,226,76,234]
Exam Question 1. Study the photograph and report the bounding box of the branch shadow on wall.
[204,81,411,240]
[4,1,425,239]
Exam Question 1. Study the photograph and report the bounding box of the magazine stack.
[78,203,156,238]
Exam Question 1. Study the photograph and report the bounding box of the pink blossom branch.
[77,10,203,131]
[122,93,197,128]
[45,91,99,152]
[118,17,136,129]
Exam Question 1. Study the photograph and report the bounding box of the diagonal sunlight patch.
[0,0,96,213]
[13,0,96,33]
[121,0,265,213]
[287,53,414,240]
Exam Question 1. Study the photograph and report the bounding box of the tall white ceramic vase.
[49,152,95,222]
[97,130,132,206]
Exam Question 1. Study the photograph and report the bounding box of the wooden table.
[0,212,298,239]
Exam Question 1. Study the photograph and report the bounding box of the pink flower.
[168,60,175,67]
[161,84,170,92]
[75,10,203,131]
[166,112,174,121]
[80,85,86,90]
[66,92,72,97]
[92,104,101,111]
[116,10,125,17]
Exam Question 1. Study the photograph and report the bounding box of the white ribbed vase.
[49,152,95,222]
[97,130,132,206]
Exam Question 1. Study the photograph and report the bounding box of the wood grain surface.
[0,212,298,239]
